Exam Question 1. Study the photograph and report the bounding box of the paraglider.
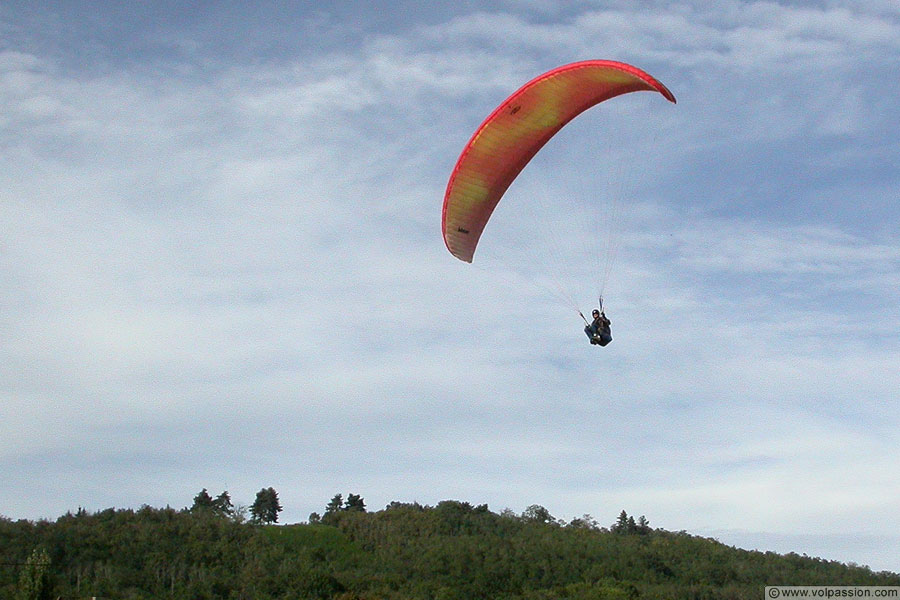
[583,307,612,347]
[441,60,675,346]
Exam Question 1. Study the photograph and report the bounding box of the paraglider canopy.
[442,60,676,263]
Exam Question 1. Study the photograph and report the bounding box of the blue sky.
[2,0,899,572]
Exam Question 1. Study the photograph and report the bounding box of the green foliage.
[345,494,365,513]
[17,547,51,600]
[0,500,897,599]
[250,487,283,524]
[191,489,215,511]
[611,510,652,535]
[325,494,343,515]
[191,489,236,521]
[521,504,555,525]
[213,491,235,518]
[321,493,367,525]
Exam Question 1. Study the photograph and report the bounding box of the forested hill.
[3,499,898,600]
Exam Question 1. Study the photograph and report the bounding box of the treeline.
[2,495,898,600]
[189,487,283,524]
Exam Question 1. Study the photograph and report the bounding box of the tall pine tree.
[250,487,282,524]
[325,494,343,514]
[345,494,366,512]
[191,488,215,511]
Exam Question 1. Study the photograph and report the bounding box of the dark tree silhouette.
[191,488,215,512]
[250,487,282,524]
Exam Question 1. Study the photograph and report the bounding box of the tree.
[17,547,51,600]
[213,491,235,517]
[231,503,249,524]
[612,511,651,535]
[345,494,366,512]
[191,488,215,512]
[637,515,651,534]
[250,487,282,524]
[521,505,554,524]
[568,514,599,530]
[627,515,637,533]
[613,510,630,533]
[325,494,343,515]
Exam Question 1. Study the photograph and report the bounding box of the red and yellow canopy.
[442,60,676,263]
